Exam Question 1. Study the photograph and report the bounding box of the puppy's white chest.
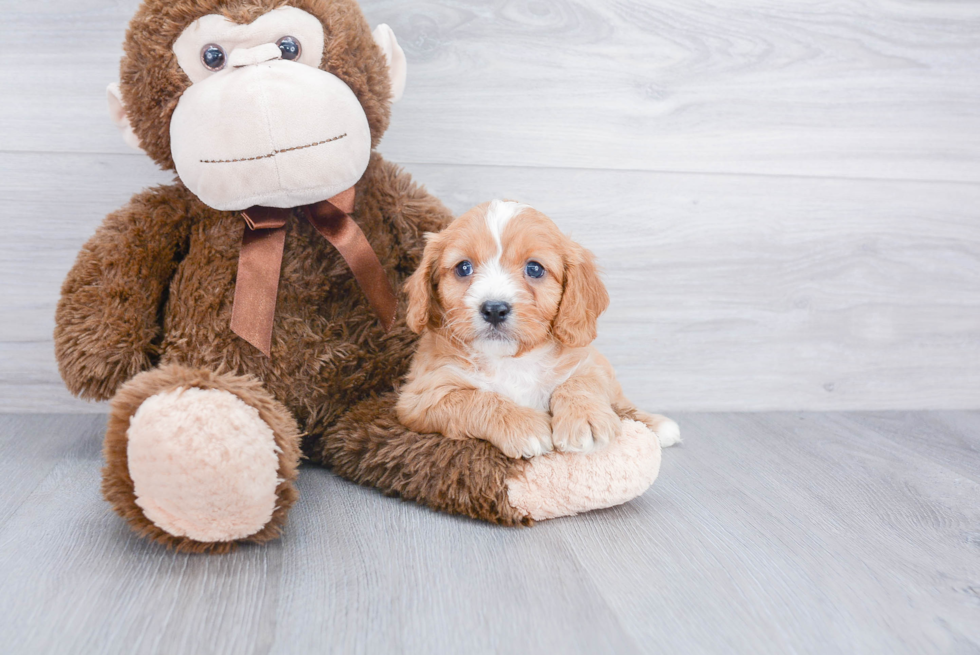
[467,347,563,412]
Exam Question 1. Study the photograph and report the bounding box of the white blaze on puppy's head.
[403,200,610,355]
[463,200,529,350]
[484,200,527,254]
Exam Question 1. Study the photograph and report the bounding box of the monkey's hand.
[54,186,192,401]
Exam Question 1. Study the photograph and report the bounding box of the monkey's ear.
[106,83,143,152]
[371,24,407,103]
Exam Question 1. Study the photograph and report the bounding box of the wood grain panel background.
[1,0,978,412]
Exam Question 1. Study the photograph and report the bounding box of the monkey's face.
[168,7,373,210]
[109,2,406,212]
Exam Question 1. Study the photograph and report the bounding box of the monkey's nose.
[480,301,511,327]
[229,43,283,68]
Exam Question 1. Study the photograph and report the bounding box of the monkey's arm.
[54,186,192,401]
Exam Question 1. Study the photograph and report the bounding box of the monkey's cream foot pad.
[127,387,282,542]
[506,419,663,521]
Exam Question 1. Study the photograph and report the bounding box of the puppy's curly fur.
[396,201,666,460]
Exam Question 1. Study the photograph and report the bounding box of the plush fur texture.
[56,0,669,550]
[314,392,533,526]
[507,419,663,521]
[64,152,461,549]
[56,155,445,413]
[127,386,283,542]
[103,364,301,553]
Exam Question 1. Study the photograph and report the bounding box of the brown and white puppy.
[397,200,680,459]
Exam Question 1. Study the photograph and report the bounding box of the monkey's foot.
[506,419,663,521]
[103,365,301,553]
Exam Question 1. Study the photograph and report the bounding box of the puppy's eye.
[277,36,302,61]
[454,260,473,277]
[525,261,545,279]
[201,44,226,71]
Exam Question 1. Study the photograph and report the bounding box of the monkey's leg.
[309,393,663,525]
[103,365,301,553]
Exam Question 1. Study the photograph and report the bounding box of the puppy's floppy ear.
[404,232,444,333]
[552,240,610,348]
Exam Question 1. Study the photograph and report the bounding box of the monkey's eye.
[525,261,545,279]
[277,36,302,61]
[454,261,473,278]
[201,44,226,71]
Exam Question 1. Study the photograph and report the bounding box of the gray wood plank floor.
[1,412,977,654]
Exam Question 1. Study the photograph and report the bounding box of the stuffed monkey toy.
[54,0,670,553]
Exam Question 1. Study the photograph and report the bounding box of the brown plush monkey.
[55,0,667,553]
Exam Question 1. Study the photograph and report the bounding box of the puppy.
[396,200,680,459]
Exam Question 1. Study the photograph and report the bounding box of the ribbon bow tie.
[229,188,397,356]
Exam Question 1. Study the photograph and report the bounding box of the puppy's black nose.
[480,300,511,326]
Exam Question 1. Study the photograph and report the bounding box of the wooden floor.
[1,1,977,650]
[1,412,977,654]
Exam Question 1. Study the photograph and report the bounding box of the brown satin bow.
[229,188,397,356]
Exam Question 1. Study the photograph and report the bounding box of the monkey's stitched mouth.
[199,133,347,164]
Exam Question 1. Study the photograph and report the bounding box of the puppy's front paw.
[492,408,553,459]
[552,405,621,454]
